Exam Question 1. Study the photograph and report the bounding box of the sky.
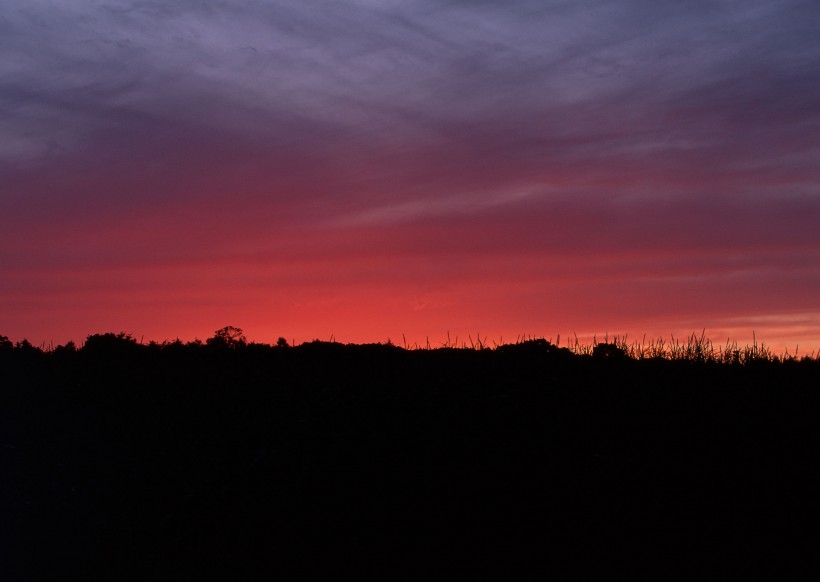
[2,0,820,351]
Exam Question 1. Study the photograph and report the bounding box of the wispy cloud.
[2,0,819,345]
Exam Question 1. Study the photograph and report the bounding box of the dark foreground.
[3,338,820,578]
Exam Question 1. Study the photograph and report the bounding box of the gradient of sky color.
[2,0,820,350]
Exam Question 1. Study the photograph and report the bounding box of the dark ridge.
[2,330,819,578]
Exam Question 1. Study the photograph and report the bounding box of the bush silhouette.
[592,342,627,359]
[82,332,138,354]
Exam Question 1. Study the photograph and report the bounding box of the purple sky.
[3,0,820,350]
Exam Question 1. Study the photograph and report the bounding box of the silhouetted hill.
[2,334,819,578]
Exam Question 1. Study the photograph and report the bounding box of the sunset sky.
[3,0,820,351]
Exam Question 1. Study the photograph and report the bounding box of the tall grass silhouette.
[2,328,817,363]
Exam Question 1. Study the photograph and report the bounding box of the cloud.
[4,1,817,160]
[2,0,819,346]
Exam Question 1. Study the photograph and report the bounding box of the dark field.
[3,335,820,579]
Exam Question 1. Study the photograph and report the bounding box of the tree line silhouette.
[2,327,819,578]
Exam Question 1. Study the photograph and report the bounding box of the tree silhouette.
[206,326,247,348]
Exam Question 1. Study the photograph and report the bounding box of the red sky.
[2,1,820,352]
